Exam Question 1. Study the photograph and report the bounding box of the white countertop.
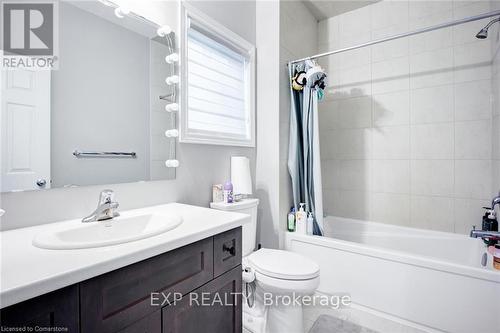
[0,203,250,308]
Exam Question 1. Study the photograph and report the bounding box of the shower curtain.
[287,62,324,236]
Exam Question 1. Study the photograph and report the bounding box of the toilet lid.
[247,249,320,280]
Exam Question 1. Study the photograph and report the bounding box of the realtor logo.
[1,1,58,69]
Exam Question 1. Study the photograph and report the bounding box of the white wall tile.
[454,79,492,121]
[455,120,492,159]
[410,195,454,231]
[410,85,454,124]
[372,90,410,127]
[409,27,452,55]
[340,47,371,70]
[454,42,492,83]
[320,130,337,159]
[455,160,492,199]
[492,160,500,196]
[409,5,452,30]
[336,159,372,191]
[410,123,454,159]
[372,126,410,159]
[409,1,452,27]
[371,193,410,225]
[411,160,454,196]
[371,21,409,62]
[372,56,409,94]
[337,96,372,128]
[334,64,372,98]
[454,198,490,234]
[371,32,409,63]
[370,0,409,31]
[334,128,372,159]
[327,189,371,220]
[410,47,454,89]
[339,6,372,47]
[319,0,495,235]
[372,160,410,193]
[492,115,500,159]
[322,159,337,190]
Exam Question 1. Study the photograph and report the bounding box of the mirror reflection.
[1,0,177,192]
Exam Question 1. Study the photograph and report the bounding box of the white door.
[1,69,51,192]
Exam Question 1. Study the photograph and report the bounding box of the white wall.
[255,0,280,248]
[318,0,494,234]
[52,2,150,187]
[0,0,257,231]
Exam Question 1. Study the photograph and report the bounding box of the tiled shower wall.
[318,0,498,234]
[492,1,500,204]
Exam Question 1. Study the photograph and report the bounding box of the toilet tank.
[210,198,259,257]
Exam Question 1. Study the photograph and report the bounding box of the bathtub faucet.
[492,192,500,211]
[470,226,500,241]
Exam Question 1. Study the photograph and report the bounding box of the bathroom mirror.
[1,0,177,192]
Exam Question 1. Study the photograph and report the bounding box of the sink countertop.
[0,203,250,309]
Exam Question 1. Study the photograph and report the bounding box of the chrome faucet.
[82,189,119,223]
[491,192,500,211]
[470,192,500,242]
[470,226,500,241]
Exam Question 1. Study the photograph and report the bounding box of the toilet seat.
[247,248,320,280]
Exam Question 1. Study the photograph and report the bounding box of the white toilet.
[210,198,320,333]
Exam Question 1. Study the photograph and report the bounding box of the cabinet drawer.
[162,265,242,333]
[213,227,242,277]
[80,237,213,333]
[0,285,79,333]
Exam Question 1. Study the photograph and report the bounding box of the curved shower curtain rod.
[288,9,500,66]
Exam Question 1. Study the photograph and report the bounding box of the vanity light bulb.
[157,25,172,37]
[165,129,179,138]
[114,6,130,18]
[165,103,179,112]
[165,159,180,168]
[165,53,179,64]
[165,75,179,85]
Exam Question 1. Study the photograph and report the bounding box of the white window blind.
[181,13,254,146]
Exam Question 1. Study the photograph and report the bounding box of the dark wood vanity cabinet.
[0,285,79,331]
[0,227,242,333]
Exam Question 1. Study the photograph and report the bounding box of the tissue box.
[212,184,223,203]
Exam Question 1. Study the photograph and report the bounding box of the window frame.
[179,2,256,147]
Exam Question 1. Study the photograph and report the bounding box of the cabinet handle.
[223,243,236,256]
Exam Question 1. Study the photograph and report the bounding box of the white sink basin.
[32,214,182,250]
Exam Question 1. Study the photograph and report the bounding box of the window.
[180,3,255,147]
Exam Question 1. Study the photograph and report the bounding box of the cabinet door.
[0,286,79,332]
[117,311,161,333]
[80,237,213,333]
[213,227,241,277]
[162,265,242,333]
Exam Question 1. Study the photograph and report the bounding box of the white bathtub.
[285,216,500,333]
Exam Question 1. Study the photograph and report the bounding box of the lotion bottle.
[307,212,314,235]
[296,203,306,234]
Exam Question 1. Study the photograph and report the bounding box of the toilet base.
[243,287,305,333]
[266,303,304,333]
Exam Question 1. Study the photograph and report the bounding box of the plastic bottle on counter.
[307,212,314,235]
[295,203,307,234]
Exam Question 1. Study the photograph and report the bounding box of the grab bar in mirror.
[73,150,137,158]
